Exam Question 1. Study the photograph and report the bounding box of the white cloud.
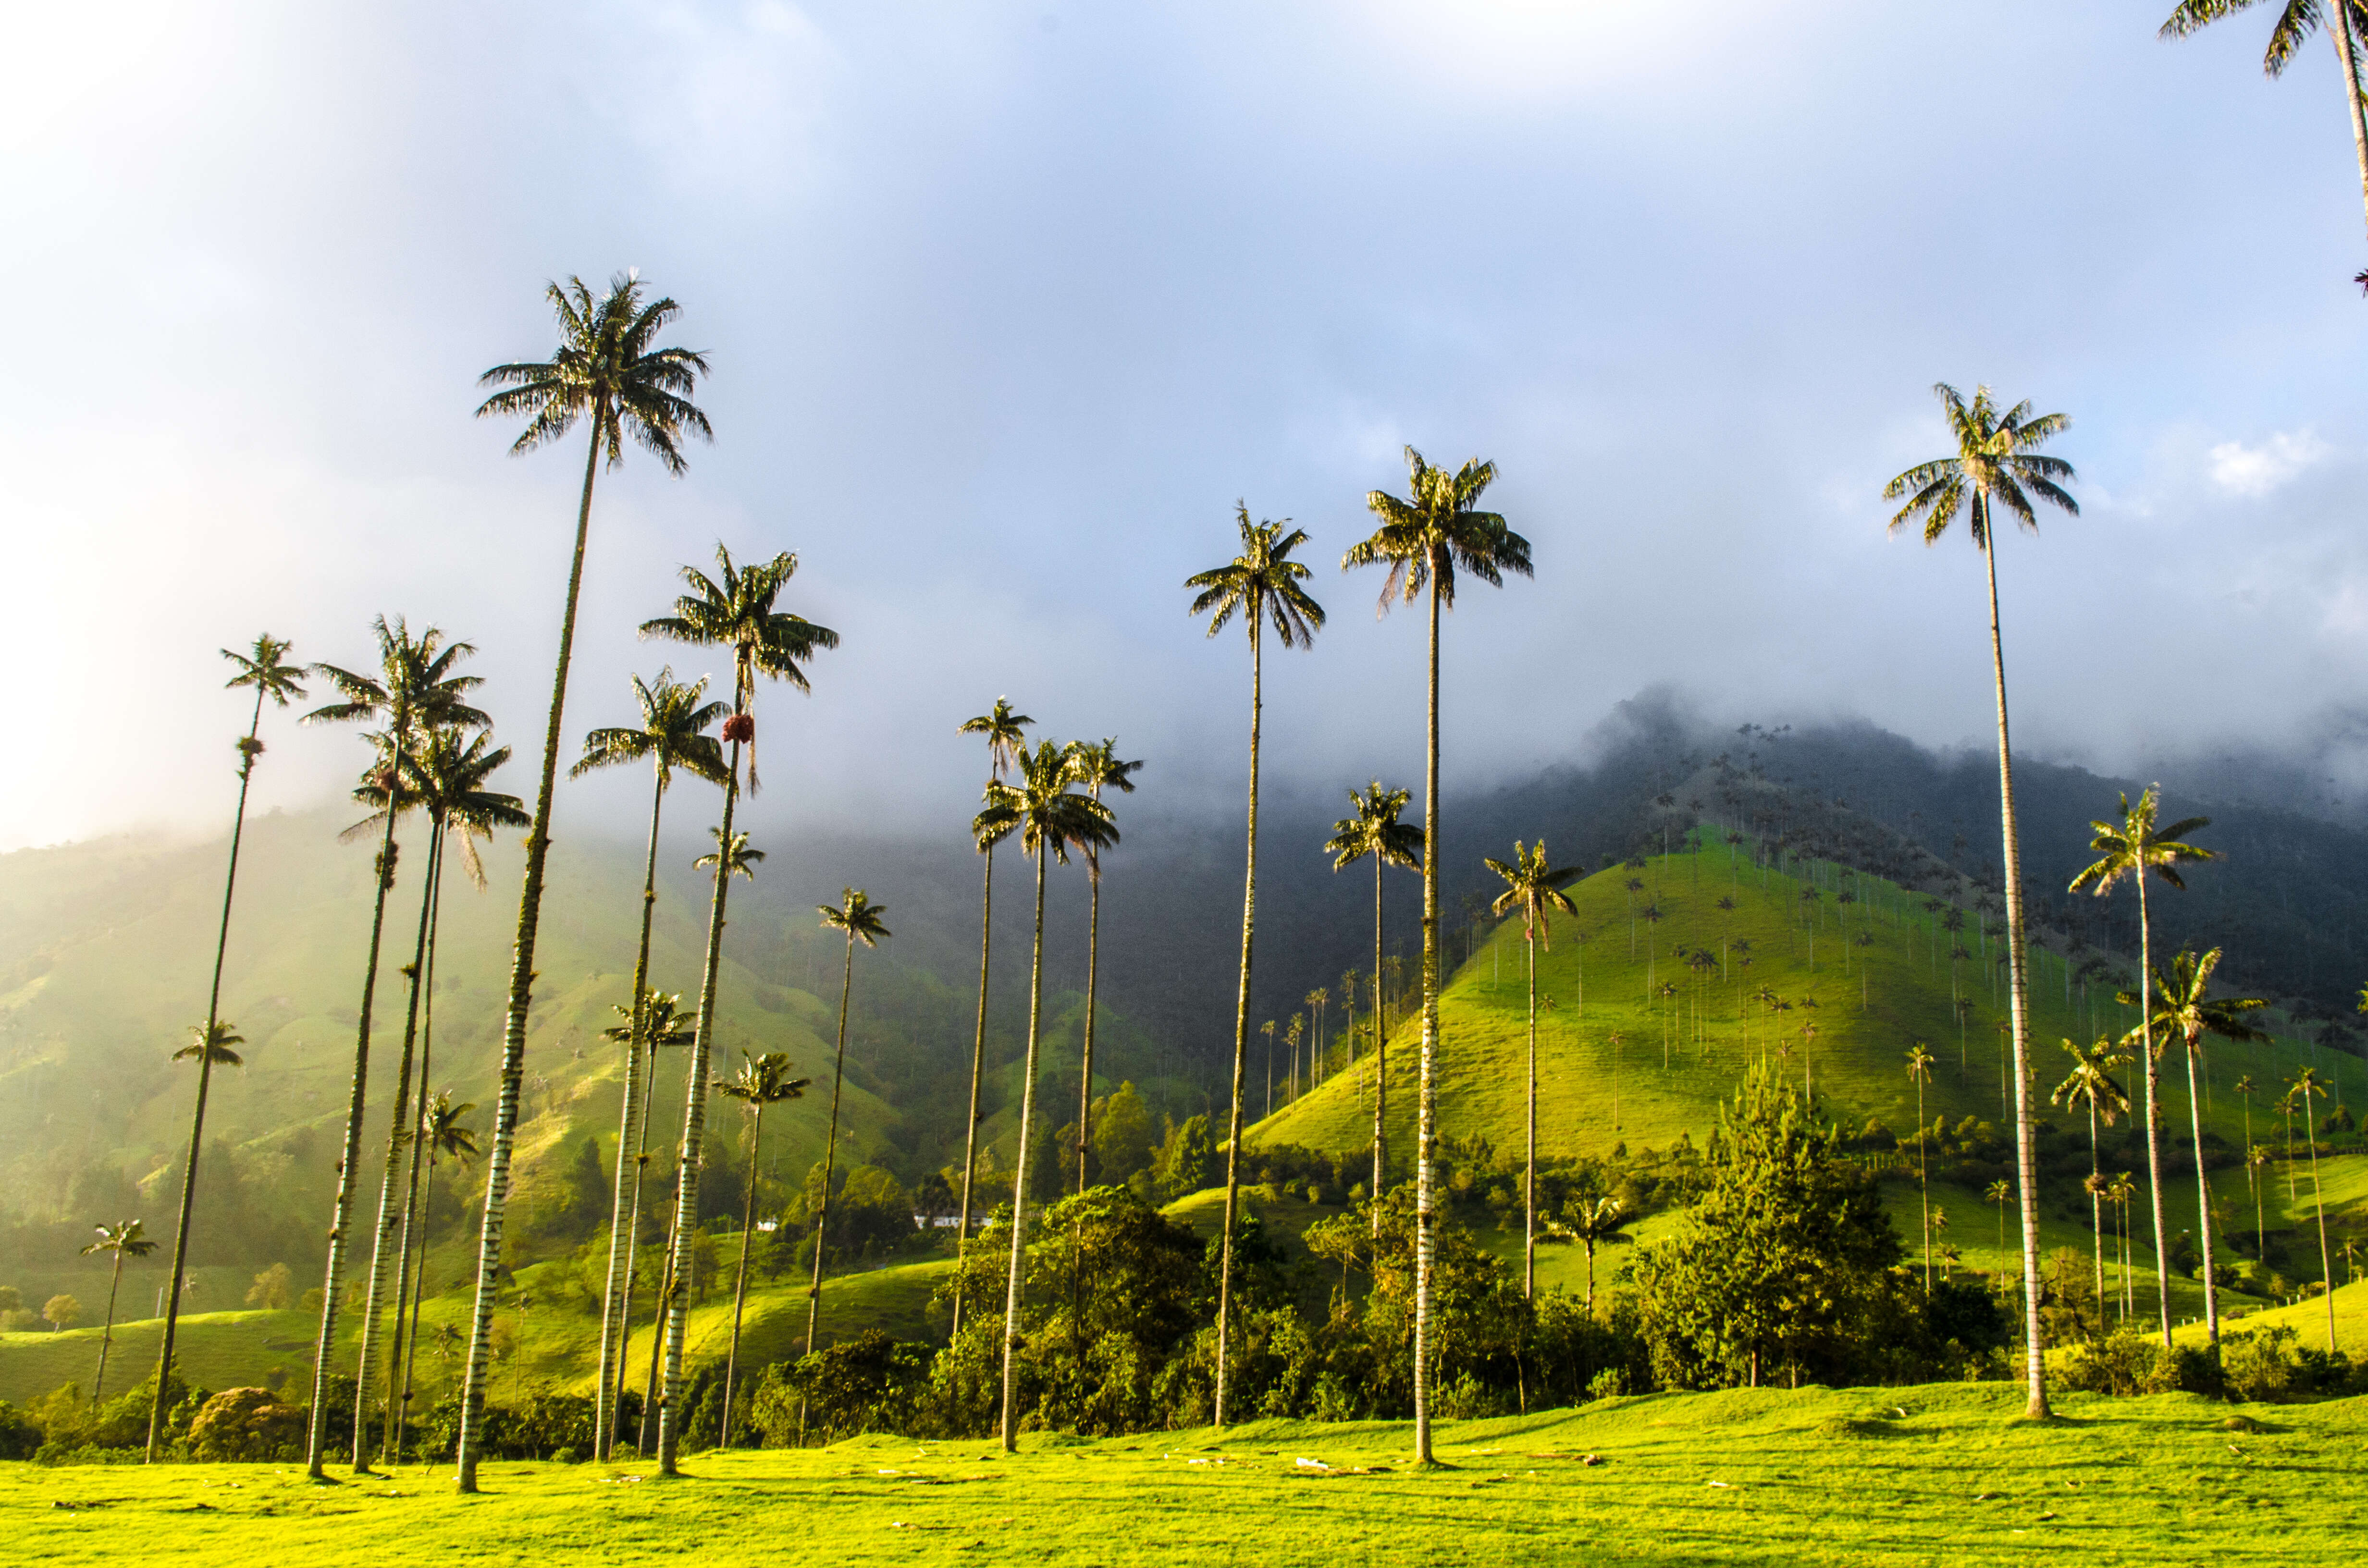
[2207,429,2331,498]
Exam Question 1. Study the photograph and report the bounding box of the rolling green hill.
[1251,838,2358,1174]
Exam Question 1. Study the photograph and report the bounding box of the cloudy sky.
[8,0,2368,852]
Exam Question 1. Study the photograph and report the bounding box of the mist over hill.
[3,691,2363,1290]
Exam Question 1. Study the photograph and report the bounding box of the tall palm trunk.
[719,1103,764,1446]
[804,928,860,1359]
[1917,1075,1930,1291]
[1413,573,1443,1463]
[656,732,744,1475]
[353,817,443,1469]
[594,769,669,1457]
[1979,508,2050,1421]
[999,838,1051,1451]
[2331,10,2368,239]
[1523,918,1538,1299]
[637,1159,683,1456]
[2183,1040,2221,1343]
[400,1152,441,1451]
[1079,867,1103,1197]
[455,425,602,1493]
[93,1247,126,1402]
[951,842,995,1342]
[1369,852,1386,1239]
[2134,874,2170,1346]
[2087,1104,2103,1328]
[1214,618,1261,1428]
[1070,860,1103,1360]
[609,1038,663,1447]
[388,841,447,1459]
[148,685,269,1462]
[2305,1087,2337,1351]
[305,777,406,1479]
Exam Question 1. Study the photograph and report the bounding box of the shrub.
[2222,1324,2299,1403]
[0,1400,40,1459]
[189,1388,306,1461]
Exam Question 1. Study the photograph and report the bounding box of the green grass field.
[1252,843,2361,1167]
[7,1380,2361,1565]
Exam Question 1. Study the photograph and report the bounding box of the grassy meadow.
[8,1378,2364,1566]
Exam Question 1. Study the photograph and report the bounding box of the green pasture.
[1251,843,2359,1166]
[8,1380,2362,1566]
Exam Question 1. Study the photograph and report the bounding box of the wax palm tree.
[1262,1019,1278,1118]
[296,619,487,1477]
[949,700,1033,1342]
[1186,502,1323,1430]
[147,639,304,1461]
[590,989,695,1452]
[2161,1,2368,239]
[1305,989,1329,1083]
[2247,1141,2274,1257]
[1887,381,2074,1420]
[803,890,891,1364]
[350,725,524,1468]
[1326,782,1422,1236]
[1986,1177,2012,1256]
[1484,840,1579,1299]
[1072,740,1142,1196]
[639,544,836,1477]
[83,1220,155,1402]
[990,741,1116,1451]
[1344,445,1530,1463]
[2288,1065,2341,1349]
[1285,1015,1304,1103]
[373,728,525,1458]
[567,670,727,1454]
[715,1052,809,1447]
[2071,786,2213,1345]
[2119,947,2266,1344]
[2051,1037,2132,1320]
[1906,1044,1937,1288]
[1553,1196,1633,1313]
[397,1092,479,1456]
[452,271,710,1490]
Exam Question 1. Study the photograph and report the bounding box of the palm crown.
[2118,947,2269,1060]
[716,1051,810,1110]
[960,698,1035,781]
[572,669,730,792]
[642,546,839,791]
[2052,1038,2132,1124]
[2159,1,2368,75]
[1486,840,1580,945]
[176,1021,245,1067]
[2069,787,2214,901]
[1186,503,1326,646]
[1883,384,2077,549]
[352,726,528,888]
[415,728,531,888]
[1344,447,1532,609]
[1325,781,1423,872]
[420,1092,481,1165]
[306,618,491,760]
[476,272,712,474]
[84,1219,156,1261]
[986,741,1118,866]
[604,989,696,1050]
[821,887,892,948]
[224,634,307,710]
[696,828,765,881]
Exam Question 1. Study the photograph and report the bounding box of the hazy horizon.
[12,1,2368,854]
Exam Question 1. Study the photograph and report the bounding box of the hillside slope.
[1250,839,2359,1184]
